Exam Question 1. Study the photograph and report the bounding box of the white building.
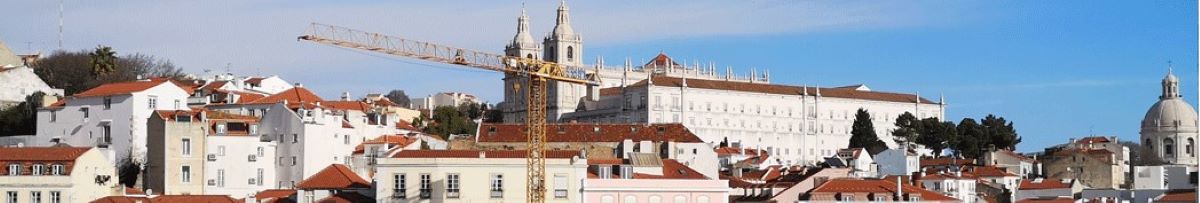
[374,150,588,202]
[875,146,920,176]
[824,148,876,178]
[1015,178,1083,201]
[36,79,192,165]
[201,111,276,197]
[1132,165,1197,190]
[252,87,402,188]
[0,39,62,108]
[494,1,945,166]
[241,75,294,95]
[410,92,483,110]
[0,147,121,203]
[920,171,978,203]
[583,156,729,203]
[1140,69,1199,166]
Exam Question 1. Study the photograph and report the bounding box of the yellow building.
[0,146,121,203]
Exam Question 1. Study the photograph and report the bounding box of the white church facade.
[495,1,946,165]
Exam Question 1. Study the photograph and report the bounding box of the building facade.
[582,158,729,203]
[374,150,588,202]
[145,110,206,195]
[0,147,121,203]
[202,111,276,197]
[36,79,192,165]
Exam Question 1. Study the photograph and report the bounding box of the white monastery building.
[495,1,945,165]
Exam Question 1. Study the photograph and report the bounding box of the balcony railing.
[392,189,405,199]
[490,190,503,198]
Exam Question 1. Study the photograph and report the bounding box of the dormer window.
[31,165,43,176]
[103,97,112,109]
[7,164,18,176]
[51,164,64,175]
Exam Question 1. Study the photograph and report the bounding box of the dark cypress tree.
[849,108,889,155]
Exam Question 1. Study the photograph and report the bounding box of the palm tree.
[89,45,118,76]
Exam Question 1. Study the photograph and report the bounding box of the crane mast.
[297,23,594,203]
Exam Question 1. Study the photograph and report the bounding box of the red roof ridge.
[295,164,370,190]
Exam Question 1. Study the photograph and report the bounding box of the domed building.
[1141,69,1199,165]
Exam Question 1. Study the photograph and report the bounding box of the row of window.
[6,191,62,203]
[389,173,569,199]
[6,164,66,176]
[205,168,265,187]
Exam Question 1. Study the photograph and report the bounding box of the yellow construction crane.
[297,22,595,203]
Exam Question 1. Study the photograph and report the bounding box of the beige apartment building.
[374,150,588,202]
[145,110,206,195]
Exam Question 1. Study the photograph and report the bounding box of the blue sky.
[1,1,1195,152]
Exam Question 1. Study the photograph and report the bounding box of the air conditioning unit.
[248,155,257,162]
[248,178,257,185]
[207,179,216,186]
[207,154,217,161]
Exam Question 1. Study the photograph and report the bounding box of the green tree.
[954,118,985,158]
[0,92,46,136]
[422,106,478,140]
[849,108,889,155]
[384,90,412,107]
[891,112,922,147]
[457,102,483,120]
[916,119,956,157]
[980,114,1021,150]
[90,45,118,76]
[35,47,184,95]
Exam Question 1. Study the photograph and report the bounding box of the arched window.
[602,195,615,203]
[1189,138,1195,157]
[624,195,636,203]
[697,196,710,203]
[1164,138,1176,158]
[567,46,575,61]
[526,53,533,59]
[674,195,687,203]
[1147,139,1154,151]
[648,196,662,203]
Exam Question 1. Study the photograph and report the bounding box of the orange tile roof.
[255,189,297,201]
[0,147,91,175]
[199,81,228,91]
[150,195,240,203]
[315,192,372,203]
[741,166,782,181]
[124,187,144,195]
[244,77,265,84]
[295,164,371,190]
[967,166,1019,177]
[73,80,172,97]
[153,110,201,121]
[324,101,371,112]
[370,98,399,107]
[392,150,582,159]
[248,87,324,108]
[644,52,682,68]
[396,120,418,131]
[1019,178,1074,190]
[920,172,978,180]
[810,178,958,201]
[1074,137,1111,144]
[587,159,708,180]
[1156,190,1198,202]
[205,110,257,121]
[477,123,703,143]
[352,135,417,154]
[90,196,152,203]
[632,75,937,104]
[714,147,765,156]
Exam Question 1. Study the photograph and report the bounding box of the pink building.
[583,155,729,203]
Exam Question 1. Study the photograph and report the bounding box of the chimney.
[619,165,633,179]
[586,85,600,101]
[341,92,351,101]
[598,165,612,179]
[478,151,486,159]
[894,175,902,200]
[294,83,303,87]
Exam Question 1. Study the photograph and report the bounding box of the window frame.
[446,173,460,198]
[419,173,431,199]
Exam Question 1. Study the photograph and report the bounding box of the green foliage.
[949,115,1020,159]
[384,90,412,107]
[457,102,483,120]
[891,112,921,146]
[421,106,479,140]
[849,108,889,155]
[0,92,46,136]
[916,119,956,157]
[34,47,184,95]
[90,45,118,76]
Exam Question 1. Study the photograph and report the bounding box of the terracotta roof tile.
[477,123,703,143]
[124,187,144,195]
[199,81,228,91]
[714,147,764,156]
[395,120,418,131]
[920,158,976,168]
[966,166,1018,177]
[150,195,240,203]
[74,80,172,98]
[811,178,958,201]
[153,110,201,121]
[353,135,417,154]
[392,150,582,159]
[248,87,324,108]
[244,77,265,84]
[1019,178,1074,190]
[1074,137,1111,144]
[90,196,152,203]
[255,189,297,201]
[1156,190,1198,202]
[295,164,371,190]
[315,192,372,203]
[644,52,681,68]
[632,75,937,104]
[0,147,91,176]
[205,110,257,121]
[324,101,371,112]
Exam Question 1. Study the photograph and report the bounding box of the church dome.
[1142,97,1198,129]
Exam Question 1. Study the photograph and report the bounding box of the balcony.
[490,190,503,198]
[419,189,431,199]
[391,189,405,199]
